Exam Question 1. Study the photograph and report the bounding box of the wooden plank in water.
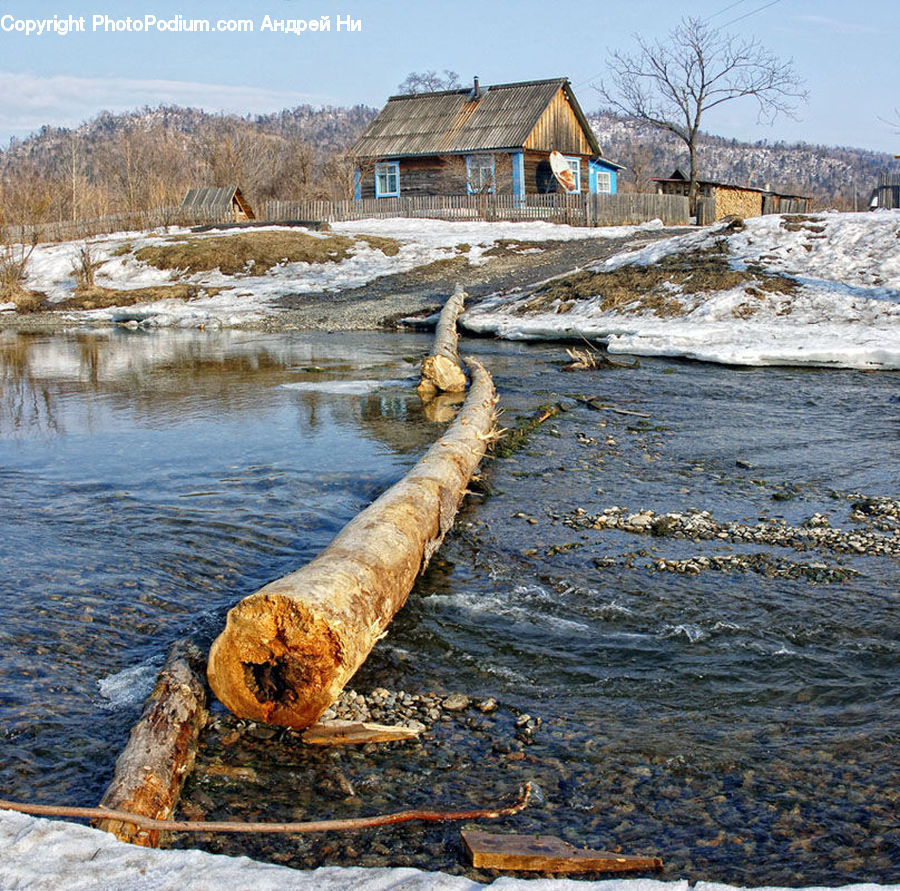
[302,719,424,746]
[461,830,663,874]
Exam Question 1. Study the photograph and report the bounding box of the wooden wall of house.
[525,150,591,194]
[360,154,516,198]
[524,89,594,155]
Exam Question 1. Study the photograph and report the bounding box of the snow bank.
[2,811,898,891]
[15,220,661,330]
[11,212,900,370]
[1,809,686,891]
[463,212,900,370]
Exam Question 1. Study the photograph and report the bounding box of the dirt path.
[255,230,681,331]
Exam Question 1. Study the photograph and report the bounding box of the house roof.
[352,77,603,159]
[180,186,250,213]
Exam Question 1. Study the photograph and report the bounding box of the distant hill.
[588,111,892,210]
[0,103,892,224]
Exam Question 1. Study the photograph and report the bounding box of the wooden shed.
[351,77,623,201]
[652,170,810,222]
[180,187,256,222]
[870,172,900,210]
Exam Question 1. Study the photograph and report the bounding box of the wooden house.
[180,187,256,222]
[652,170,810,222]
[351,77,623,201]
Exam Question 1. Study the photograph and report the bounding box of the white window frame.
[595,170,612,194]
[374,162,400,198]
[466,154,495,194]
[563,156,581,193]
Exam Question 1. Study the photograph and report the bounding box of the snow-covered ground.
[4,211,899,369]
[3,809,898,891]
[463,212,900,370]
[3,219,662,329]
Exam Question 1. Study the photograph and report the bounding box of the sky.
[0,0,898,155]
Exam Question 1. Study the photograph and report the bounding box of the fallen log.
[94,639,209,847]
[208,357,497,729]
[417,284,468,400]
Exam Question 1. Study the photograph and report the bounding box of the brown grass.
[781,215,825,233]
[483,239,546,258]
[132,230,400,276]
[55,284,223,311]
[0,284,47,313]
[513,244,799,318]
[354,235,401,257]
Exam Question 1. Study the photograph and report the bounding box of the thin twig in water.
[0,784,532,836]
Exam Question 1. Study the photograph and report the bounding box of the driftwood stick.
[571,395,651,418]
[208,357,497,729]
[95,639,209,847]
[0,783,531,836]
[417,284,468,400]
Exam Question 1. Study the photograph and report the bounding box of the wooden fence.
[2,192,689,245]
[0,206,236,245]
[264,192,690,228]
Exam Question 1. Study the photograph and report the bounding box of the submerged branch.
[0,783,532,835]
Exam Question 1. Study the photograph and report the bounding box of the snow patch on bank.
[3,810,896,891]
[15,220,663,330]
[462,212,900,370]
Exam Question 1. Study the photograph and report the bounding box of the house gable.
[523,85,599,156]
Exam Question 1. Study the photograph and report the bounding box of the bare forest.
[0,103,893,232]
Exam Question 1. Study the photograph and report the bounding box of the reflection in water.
[0,327,438,807]
[0,329,438,451]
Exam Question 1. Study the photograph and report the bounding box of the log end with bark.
[208,358,497,729]
[95,639,209,847]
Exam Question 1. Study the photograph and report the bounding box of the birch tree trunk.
[417,284,468,400]
[208,358,496,729]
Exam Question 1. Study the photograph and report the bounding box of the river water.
[0,328,897,885]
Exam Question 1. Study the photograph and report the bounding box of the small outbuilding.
[351,77,624,201]
[179,187,256,222]
[870,172,900,210]
[652,170,810,221]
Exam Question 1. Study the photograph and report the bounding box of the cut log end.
[418,285,468,401]
[208,593,345,729]
[419,354,468,399]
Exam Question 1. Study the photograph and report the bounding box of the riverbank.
[0,219,678,334]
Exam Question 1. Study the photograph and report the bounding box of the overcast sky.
[0,0,897,155]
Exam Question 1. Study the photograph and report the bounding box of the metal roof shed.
[179,187,256,222]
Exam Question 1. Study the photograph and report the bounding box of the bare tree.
[397,70,461,94]
[596,17,807,212]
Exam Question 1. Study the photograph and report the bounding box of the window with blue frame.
[466,154,495,193]
[563,156,581,192]
[374,162,399,198]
